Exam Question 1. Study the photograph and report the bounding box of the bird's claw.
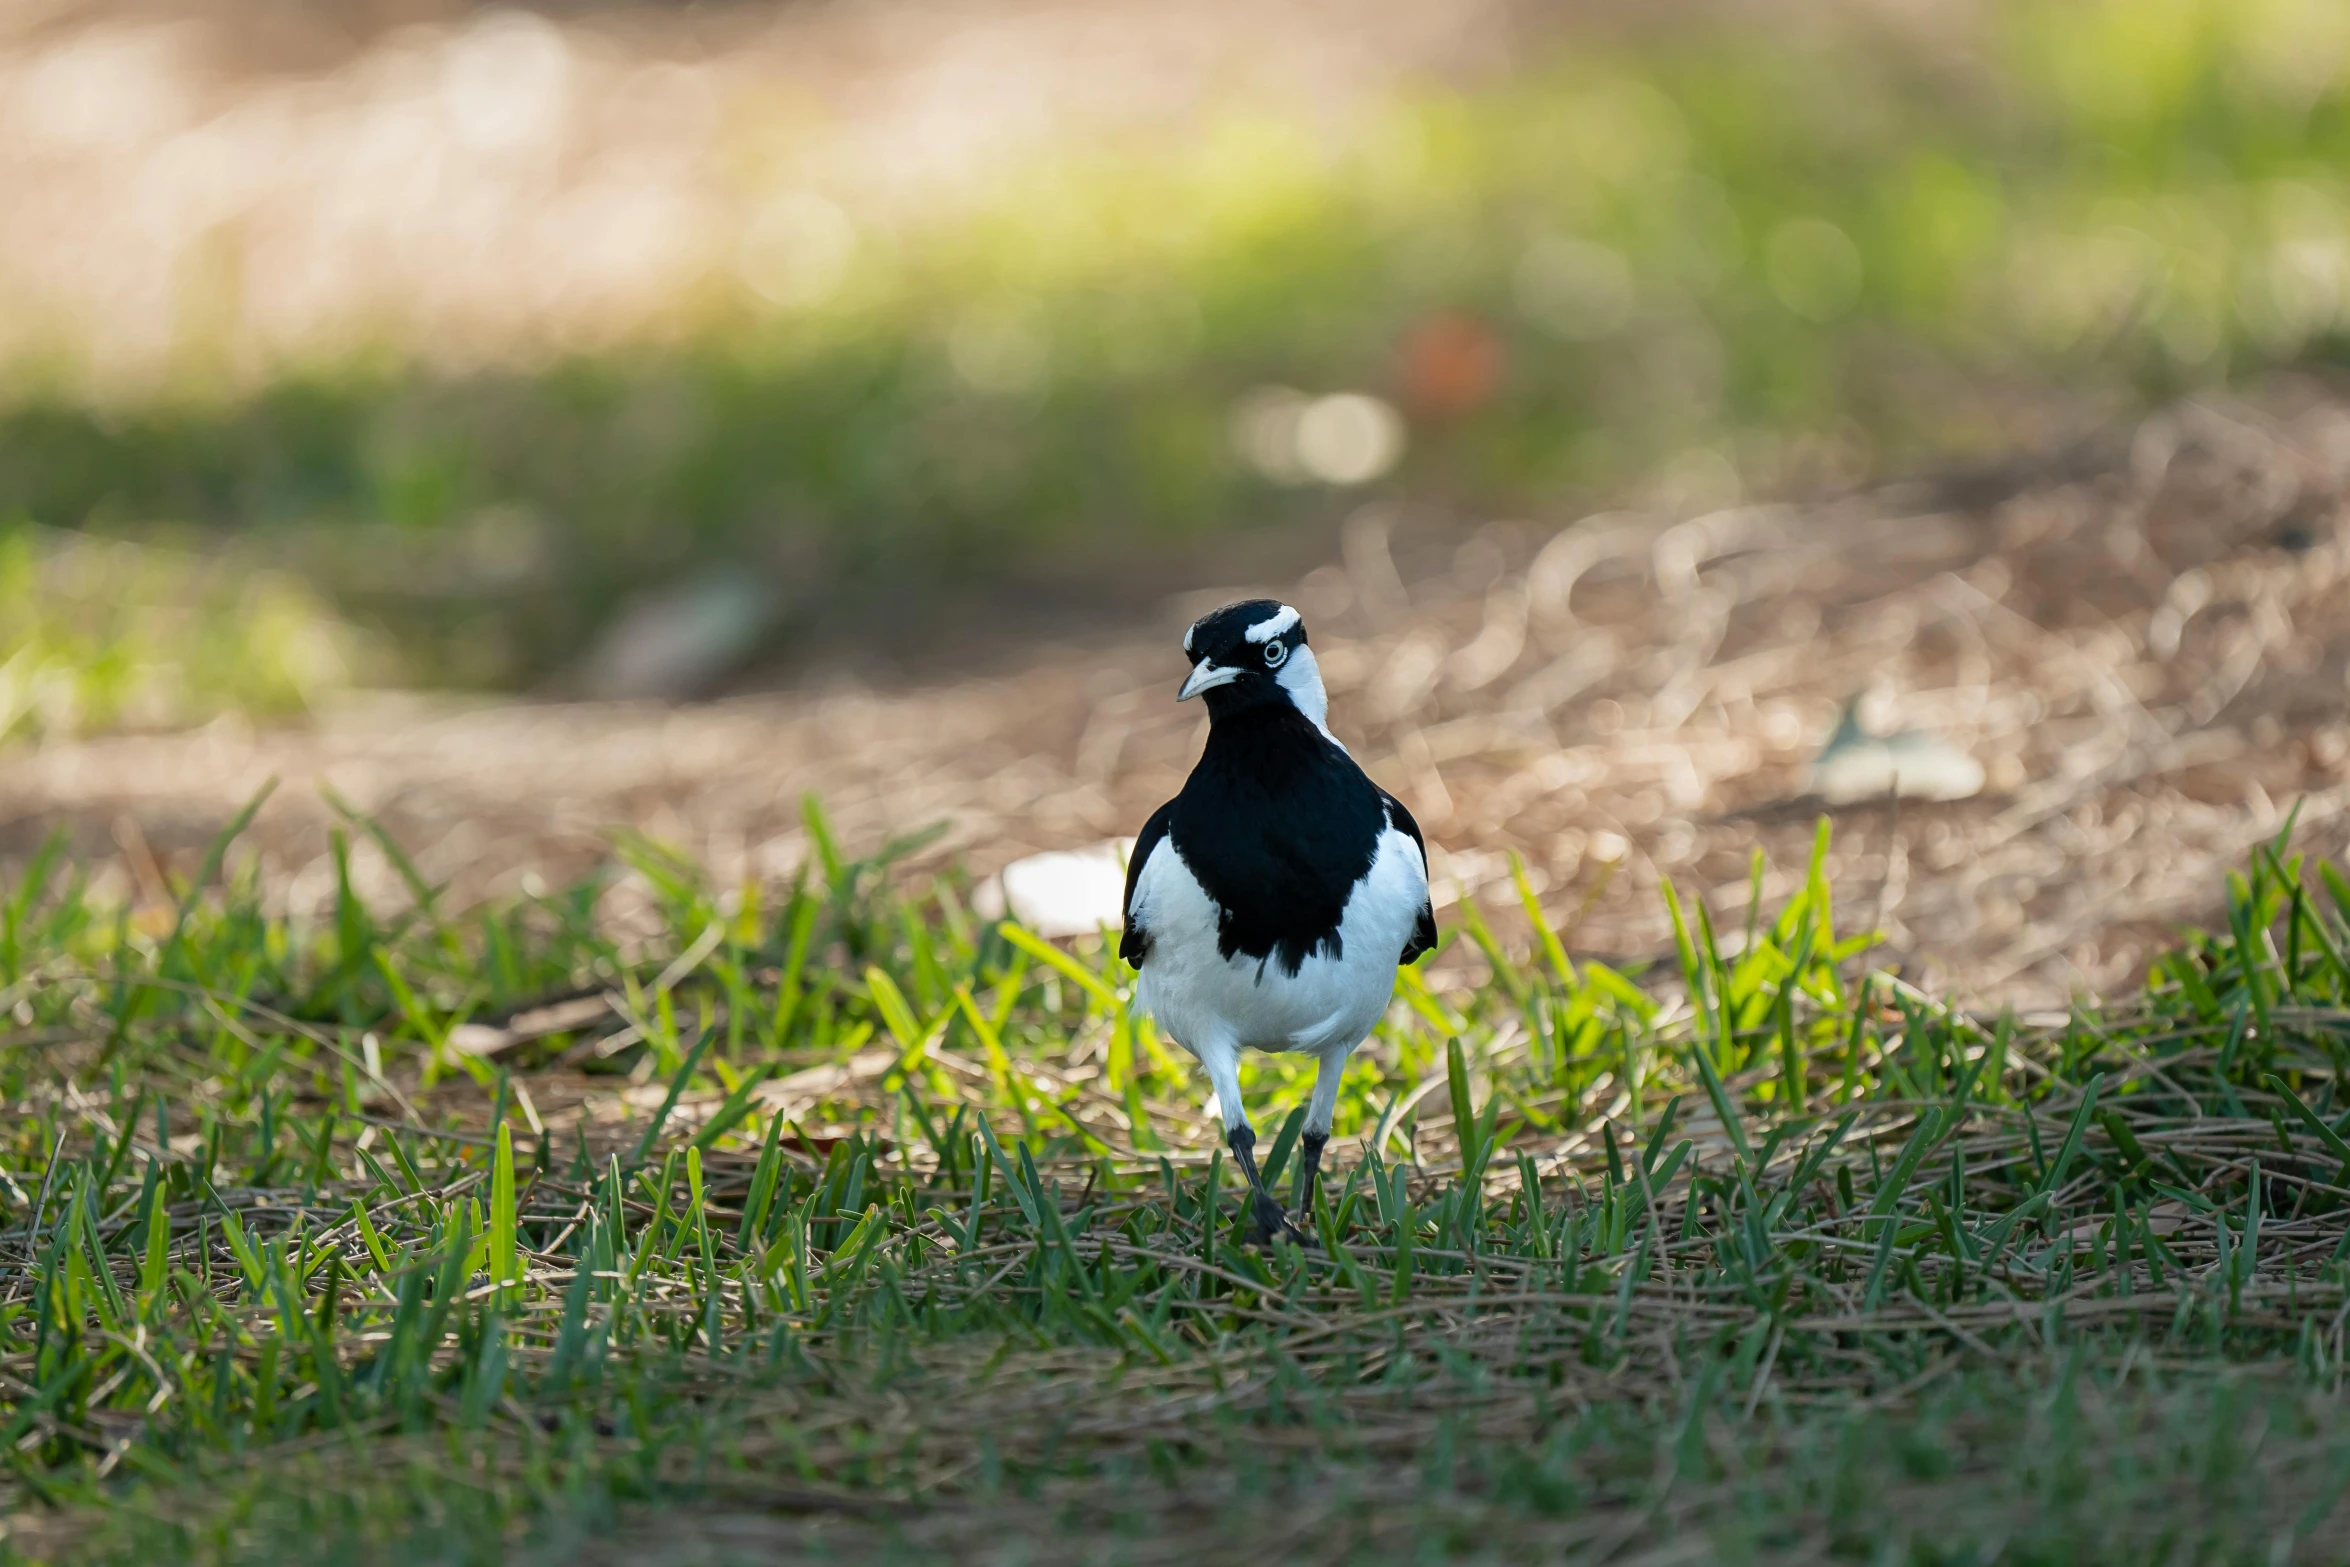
[1242,1191,1311,1248]
[1243,1222,1313,1249]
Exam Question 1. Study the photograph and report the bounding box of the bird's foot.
[1243,1189,1309,1248]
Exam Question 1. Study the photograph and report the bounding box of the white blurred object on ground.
[1810,697,1986,804]
[576,573,778,700]
[973,839,1136,937]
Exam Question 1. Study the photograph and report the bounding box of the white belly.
[1130,825,1428,1060]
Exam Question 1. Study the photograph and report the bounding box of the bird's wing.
[1377,787,1440,964]
[1118,800,1176,966]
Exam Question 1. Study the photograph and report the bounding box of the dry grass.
[7,380,2347,1013]
[5,773,2350,1563]
[0,0,1537,387]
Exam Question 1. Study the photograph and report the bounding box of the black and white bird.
[1120,599,1437,1242]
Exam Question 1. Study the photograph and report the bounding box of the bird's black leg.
[1292,1130,1329,1225]
[1226,1123,1299,1245]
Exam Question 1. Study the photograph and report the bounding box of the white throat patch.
[1276,644,1341,747]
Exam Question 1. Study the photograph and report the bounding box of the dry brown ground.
[0,0,1982,392]
[6,380,2348,1009]
[0,0,1542,386]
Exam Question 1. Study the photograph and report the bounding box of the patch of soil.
[6,379,2350,1007]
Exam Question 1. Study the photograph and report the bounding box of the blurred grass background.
[3,0,2349,709]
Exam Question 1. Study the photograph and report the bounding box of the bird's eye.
[1262,640,1289,669]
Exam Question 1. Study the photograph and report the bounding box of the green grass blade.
[631,1025,718,1166]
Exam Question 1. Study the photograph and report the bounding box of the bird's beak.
[1177,660,1241,701]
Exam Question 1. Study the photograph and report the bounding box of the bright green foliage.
[5,798,2350,1561]
[8,0,2350,684]
[0,523,350,739]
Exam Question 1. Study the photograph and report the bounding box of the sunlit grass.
[0,522,352,739]
[3,799,2350,1560]
[8,0,2350,687]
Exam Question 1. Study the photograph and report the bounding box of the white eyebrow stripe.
[1244,605,1300,643]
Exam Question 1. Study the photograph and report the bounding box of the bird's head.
[1176,598,1332,734]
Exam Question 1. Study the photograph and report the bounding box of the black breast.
[1168,706,1385,976]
